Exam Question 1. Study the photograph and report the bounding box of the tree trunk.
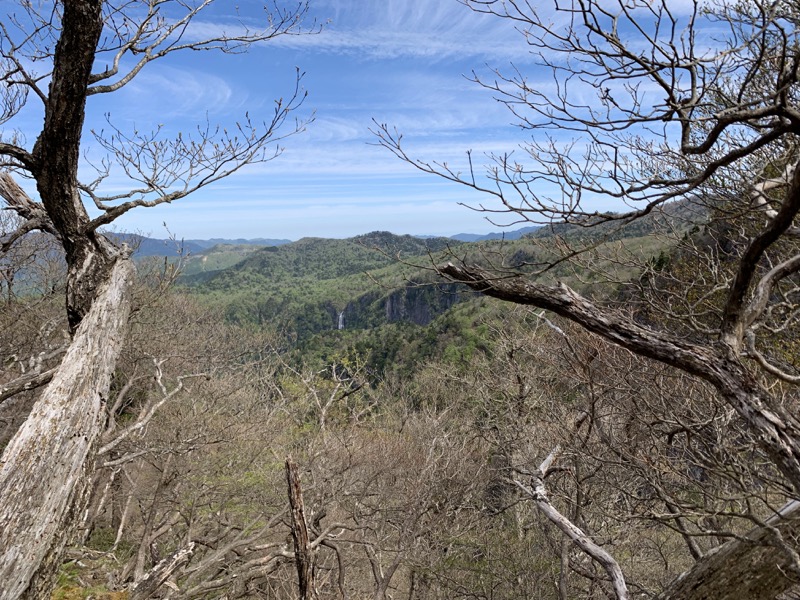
[439,263,800,487]
[31,0,108,332]
[286,457,317,600]
[0,257,133,600]
[656,500,800,600]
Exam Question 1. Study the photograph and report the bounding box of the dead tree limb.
[514,446,629,600]
[129,542,195,600]
[286,456,317,600]
[656,500,800,600]
[0,368,58,405]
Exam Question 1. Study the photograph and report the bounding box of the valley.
[1,2,796,597]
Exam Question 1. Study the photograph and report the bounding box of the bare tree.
[376,0,800,597]
[0,1,311,597]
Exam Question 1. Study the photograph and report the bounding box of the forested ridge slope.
[172,207,697,379]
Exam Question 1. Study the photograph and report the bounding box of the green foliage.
[179,243,266,276]
[174,226,689,386]
[38,213,717,598]
[52,560,127,600]
[181,232,468,338]
[182,232,456,290]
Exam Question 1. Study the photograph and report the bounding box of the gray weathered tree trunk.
[0,3,127,595]
[655,500,800,600]
[287,457,318,600]
[129,542,195,600]
[0,257,133,599]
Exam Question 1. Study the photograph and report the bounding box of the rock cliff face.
[382,283,464,325]
[327,282,468,333]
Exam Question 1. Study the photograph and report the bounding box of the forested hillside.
[4,1,800,600]
[1,208,706,598]
[174,216,689,381]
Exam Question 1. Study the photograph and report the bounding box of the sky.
[99,0,544,240]
[3,0,702,241]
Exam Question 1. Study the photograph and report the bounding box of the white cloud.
[117,65,241,120]
[111,179,502,240]
[187,0,530,62]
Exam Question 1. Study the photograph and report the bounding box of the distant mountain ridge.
[123,201,703,259]
[112,233,293,257]
[448,226,540,242]
[175,230,474,340]
[175,198,708,343]
[190,237,293,249]
[117,226,538,257]
[181,231,457,286]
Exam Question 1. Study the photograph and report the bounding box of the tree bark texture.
[286,457,317,600]
[31,0,112,332]
[657,500,800,600]
[129,542,195,600]
[439,262,800,492]
[0,258,133,600]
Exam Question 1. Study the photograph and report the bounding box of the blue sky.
[90,0,541,240]
[6,0,702,241]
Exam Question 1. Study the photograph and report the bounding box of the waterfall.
[337,310,344,330]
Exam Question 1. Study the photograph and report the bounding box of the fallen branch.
[514,446,629,600]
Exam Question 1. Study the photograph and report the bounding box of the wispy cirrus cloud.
[187,0,530,62]
[288,0,705,61]
[104,65,242,121]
